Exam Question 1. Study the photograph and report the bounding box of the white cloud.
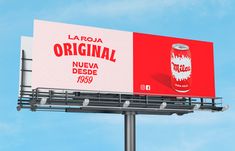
[40,0,190,20]
[79,113,123,125]
[136,105,233,151]
[0,121,20,134]
[38,0,232,21]
[143,133,212,151]
[139,109,235,126]
[0,122,11,131]
[68,101,234,126]
[64,107,234,128]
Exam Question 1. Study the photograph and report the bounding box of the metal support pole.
[124,112,136,151]
[20,50,25,107]
[212,99,215,107]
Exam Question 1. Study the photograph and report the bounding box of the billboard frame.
[31,20,216,98]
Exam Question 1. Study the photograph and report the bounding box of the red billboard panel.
[133,33,215,98]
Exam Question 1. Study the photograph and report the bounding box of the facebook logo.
[140,84,151,91]
[146,85,151,90]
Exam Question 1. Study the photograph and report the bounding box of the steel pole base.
[124,112,136,151]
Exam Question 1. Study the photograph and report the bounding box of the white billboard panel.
[32,20,133,93]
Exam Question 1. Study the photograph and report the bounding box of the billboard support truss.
[18,49,224,114]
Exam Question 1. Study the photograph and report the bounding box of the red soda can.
[171,43,192,93]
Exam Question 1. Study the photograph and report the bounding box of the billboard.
[32,20,215,98]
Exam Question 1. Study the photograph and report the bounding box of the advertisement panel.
[133,33,215,98]
[32,20,133,93]
[32,20,215,98]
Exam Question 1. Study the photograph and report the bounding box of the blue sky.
[0,0,235,151]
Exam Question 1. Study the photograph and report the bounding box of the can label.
[171,44,192,93]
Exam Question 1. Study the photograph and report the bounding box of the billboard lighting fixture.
[193,104,201,110]
[222,105,229,112]
[36,104,81,109]
[83,99,90,107]
[160,102,167,109]
[123,100,130,108]
[40,97,47,105]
